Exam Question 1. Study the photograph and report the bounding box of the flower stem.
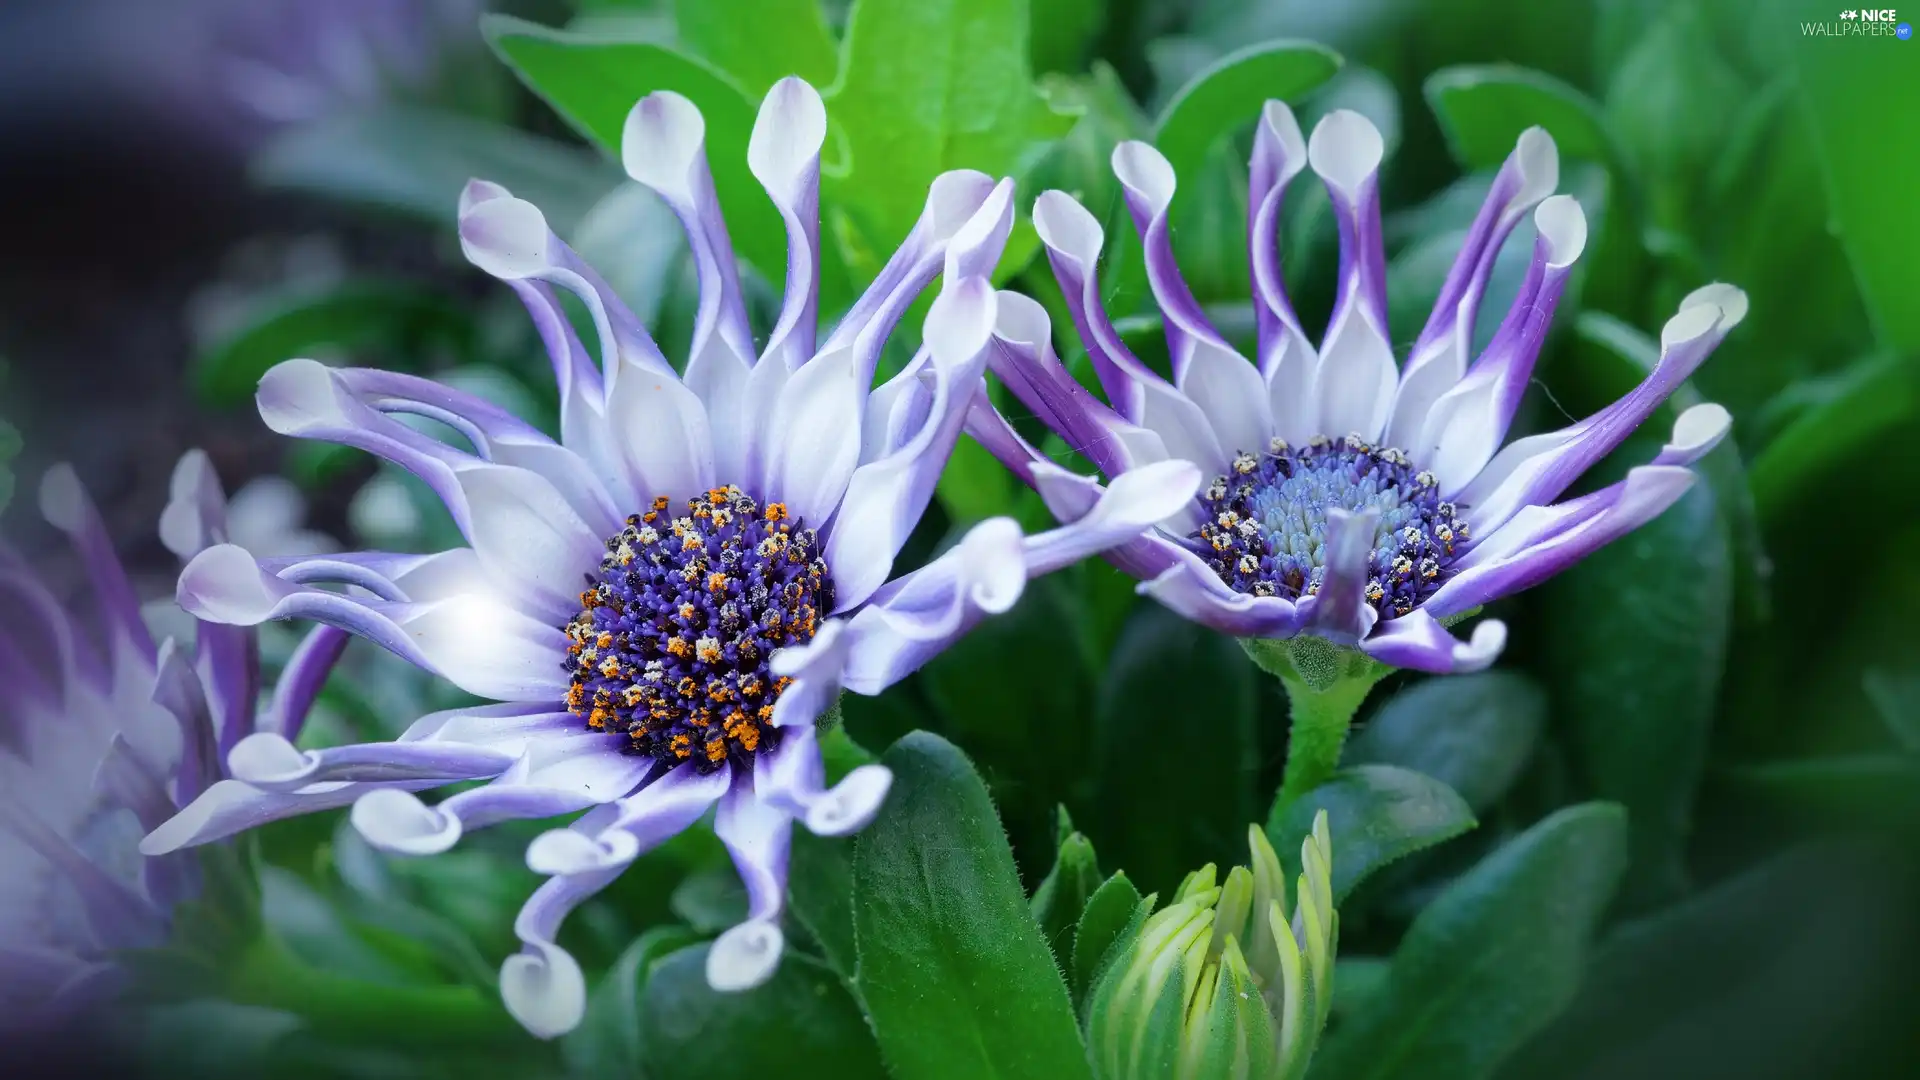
[1242,635,1389,816]
[1274,670,1381,812]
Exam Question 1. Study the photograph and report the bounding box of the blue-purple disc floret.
[561,485,834,773]
[1192,434,1468,619]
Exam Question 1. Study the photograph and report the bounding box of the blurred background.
[2,0,1918,1076]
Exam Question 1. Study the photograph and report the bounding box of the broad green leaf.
[789,828,860,983]
[1535,431,1731,912]
[562,925,702,1078]
[1498,844,1909,1080]
[853,732,1093,1080]
[1030,830,1103,974]
[671,0,838,97]
[1797,24,1920,351]
[1425,65,1612,170]
[1267,764,1477,903]
[1864,669,1920,752]
[1069,872,1146,1011]
[252,105,621,235]
[923,575,1097,862]
[1030,0,1107,75]
[483,15,786,282]
[824,0,1077,256]
[193,282,478,408]
[1151,39,1342,184]
[1750,353,1920,525]
[639,946,887,1079]
[1093,604,1257,897]
[1600,2,1744,229]
[1312,803,1629,1080]
[1346,672,1547,814]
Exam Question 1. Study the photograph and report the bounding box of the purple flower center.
[1190,435,1470,618]
[560,485,834,772]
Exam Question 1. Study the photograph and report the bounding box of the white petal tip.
[1031,190,1104,266]
[1680,282,1749,330]
[1512,127,1560,205]
[926,278,997,367]
[992,289,1052,347]
[1668,402,1732,457]
[1534,195,1587,269]
[458,178,513,215]
[177,544,278,625]
[958,518,1028,615]
[37,464,86,533]
[1460,620,1508,670]
[1111,140,1176,208]
[1106,459,1206,526]
[945,178,1016,281]
[748,77,827,193]
[706,921,784,992]
[227,733,312,787]
[1659,302,1724,349]
[924,170,998,241]
[459,196,554,280]
[1257,100,1308,171]
[804,764,893,836]
[1307,109,1384,193]
[622,91,708,201]
[256,357,348,436]
[501,948,587,1040]
[351,787,460,856]
[525,826,640,875]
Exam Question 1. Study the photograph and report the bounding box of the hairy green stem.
[1274,671,1381,812]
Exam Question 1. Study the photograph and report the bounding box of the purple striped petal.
[151,638,218,805]
[1459,285,1748,535]
[767,619,851,731]
[754,724,892,837]
[140,776,444,854]
[1031,189,1158,421]
[1416,196,1587,492]
[1307,111,1396,442]
[39,466,156,669]
[226,732,516,792]
[1300,507,1380,645]
[1249,99,1318,427]
[1138,554,1305,639]
[709,776,791,991]
[0,792,167,948]
[264,624,349,743]
[1111,141,1238,382]
[748,77,826,371]
[1387,127,1560,450]
[1359,611,1506,674]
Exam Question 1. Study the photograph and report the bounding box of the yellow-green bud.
[1087,812,1338,1080]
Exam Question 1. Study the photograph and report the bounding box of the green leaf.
[1030,831,1103,975]
[1068,871,1143,1008]
[1425,65,1612,170]
[853,732,1093,1080]
[789,828,860,983]
[1497,844,1909,1080]
[1721,754,1920,826]
[1267,764,1477,904]
[192,282,478,408]
[1030,0,1106,75]
[671,0,838,97]
[1750,353,1920,525]
[252,105,621,235]
[1797,23,1920,351]
[483,15,787,283]
[669,866,749,933]
[1151,39,1342,183]
[562,925,702,1078]
[1312,803,1629,1080]
[1535,431,1732,912]
[639,946,888,1079]
[1346,672,1547,814]
[1093,604,1257,896]
[824,0,1076,256]
[1864,669,1920,752]
[1600,3,1744,229]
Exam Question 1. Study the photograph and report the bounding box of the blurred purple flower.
[0,453,342,1032]
[149,78,1201,1038]
[969,104,1745,674]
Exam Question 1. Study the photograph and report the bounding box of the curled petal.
[755,724,893,837]
[227,732,517,792]
[708,920,785,993]
[1388,126,1560,449]
[1299,507,1380,645]
[839,517,1026,694]
[1138,553,1305,639]
[1416,195,1587,492]
[716,775,792,925]
[158,449,230,559]
[1460,287,1746,535]
[142,777,438,854]
[750,77,828,369]
[1307,110,1396,442]
[1249,100,1318,429]
[1022,458,1204,577]
[39,465,155,668]
[1360,611,1507,674]
[767,619,850,730]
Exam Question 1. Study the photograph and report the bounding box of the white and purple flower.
[0,453,341,1032]
[146,78,1201,1038]
[968,102,1746,673]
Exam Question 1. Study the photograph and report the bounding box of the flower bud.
[1087,812,1337,1080]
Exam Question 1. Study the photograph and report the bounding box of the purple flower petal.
[1307,110,1396,442]
[748,77,827,371]
[39,465,157,669]
[1359,611,1506,674]
[1300,507,1380,645]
